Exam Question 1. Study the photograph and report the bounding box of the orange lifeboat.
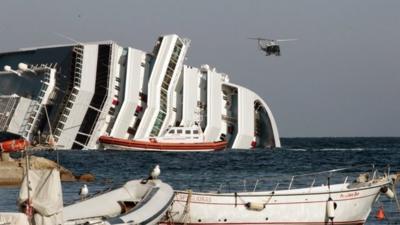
[99,126,228,152]
[99,136,227,152]
[0,138,29,153]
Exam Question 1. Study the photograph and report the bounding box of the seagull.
[79,184,89,200]
[150,165,161,180]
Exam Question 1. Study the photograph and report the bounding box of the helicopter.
[248,37,297,56]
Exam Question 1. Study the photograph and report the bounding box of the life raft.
[0,139,29,153]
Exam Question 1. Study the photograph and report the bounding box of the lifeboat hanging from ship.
[0,132,29,153]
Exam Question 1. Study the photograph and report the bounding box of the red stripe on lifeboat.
[0,139,29,153]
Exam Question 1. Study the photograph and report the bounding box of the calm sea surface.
[1,137,399,224]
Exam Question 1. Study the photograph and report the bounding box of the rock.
[0,155,78,186]
[0,166,24,186]
[78,173,96,182]
[61,171,77,182]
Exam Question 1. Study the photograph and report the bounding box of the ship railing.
[211,164,389,194]
[19,86,45,138]
[53,45,84,141]
[19,65,55,140]
[0,95,19,131]
[0,97,13,128]
[85,46,113,146]
[85,88,109,145]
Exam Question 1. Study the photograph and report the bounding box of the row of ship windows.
[127,118,141,136]
[168,129,199,135]
[151,41,183,135]
[54,45,180,139]
[150,111,166,135]
[72,88,79,95]
[43,77,50,83]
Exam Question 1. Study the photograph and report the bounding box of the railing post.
[308,178,316,192]
[288,176,294,190]
[253,179,259,192]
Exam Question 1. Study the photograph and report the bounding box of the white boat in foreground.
[1,164,398,225]
[0,165,174,225]
[63,170,174,225]
[161,167,399,225]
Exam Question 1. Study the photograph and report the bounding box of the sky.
[0,0,399,137]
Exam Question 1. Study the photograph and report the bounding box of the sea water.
[1,137,399,224]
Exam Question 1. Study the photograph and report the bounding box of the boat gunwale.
[98,136,227,150]
[158,220,366,225]
[174,179,391,197]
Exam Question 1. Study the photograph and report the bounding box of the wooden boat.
[99,126,227,152]
[161,166,399,225]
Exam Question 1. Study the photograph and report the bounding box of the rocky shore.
[0,153,94,186]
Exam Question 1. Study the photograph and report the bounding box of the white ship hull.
[102,143,221,152]
[0,34,281,150]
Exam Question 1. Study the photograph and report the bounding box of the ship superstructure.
[0,34,280,149]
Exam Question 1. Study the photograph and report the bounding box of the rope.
[166,206,175,225]
[263,190,275,206]
[393,175,400,213]
[178,190,192,225]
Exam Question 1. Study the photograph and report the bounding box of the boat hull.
[99,136,227,152]
[161,180,389,225]
[64,179,174,225]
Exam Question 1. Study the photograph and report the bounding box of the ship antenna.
[53,32,84,46]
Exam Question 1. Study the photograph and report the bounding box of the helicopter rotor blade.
[276,38,298,42]
[248,37,271,41]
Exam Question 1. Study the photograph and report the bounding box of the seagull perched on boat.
[79,184,89,200]
[141,165,161,184]
[150,165,161,180]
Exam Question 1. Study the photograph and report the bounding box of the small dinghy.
[1,163,174,225]
[64,166,174,225]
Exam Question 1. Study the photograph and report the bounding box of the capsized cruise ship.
[0,34,280,150]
